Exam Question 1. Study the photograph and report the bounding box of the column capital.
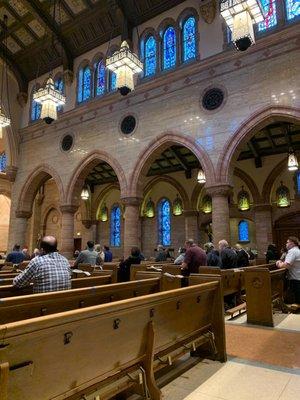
[183,209,199,217]
[121,197,142,207]
[63,70,74,86]
[17,92,28,107]
[59,204,78,214]
[253,203,272,212]
[15,210,32,219]
[206,184,233,197]
[5,166,18,182]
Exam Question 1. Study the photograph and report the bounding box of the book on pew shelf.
[163,272,184,279]
[71,269,91,276]
[147,266,162,271]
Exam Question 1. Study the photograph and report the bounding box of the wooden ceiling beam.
[0,44,27,92]
[248,139,262,168]
[21,0,73,71]
[265,128,277,149]
[169,146,191,171]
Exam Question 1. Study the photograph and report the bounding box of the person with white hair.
[155,245,167,262]
[218,240,237,269]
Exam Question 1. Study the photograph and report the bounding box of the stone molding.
[121,197,142,207]
[63,70,74,86]
[5,166,18,182]
[15,210,32,219]
[253,204,273,213]
[81,219,99,229]
[205,184,233,197]
[17,92,28,107]
[59,205,78,214]
[183,210,199,217]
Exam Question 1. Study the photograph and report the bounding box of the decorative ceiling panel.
[14,27,34,46]
[49,5,70,24]
[0,7,16,26]
[28,19,46,37]
[4,36,21,53]
[8,0,28,17]
[64,0,87,14]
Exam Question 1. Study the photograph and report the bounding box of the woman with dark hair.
[119,247,142,282]
[266,244,279,263]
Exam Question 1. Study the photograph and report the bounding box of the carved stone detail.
[15,210,32,219]
[206,184,233,197]
[63,70,74,86]
[17,92,28,107]
[199,0,217,24]
[121,197,142,207]
[59,204,78,214]
[5,166,18,182]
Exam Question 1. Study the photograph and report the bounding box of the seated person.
[13,236,71,293]
[182,239,207,275]
[73,241,102,268]
[155,245,167,262]
[104,245,113,262]
[6,244,25,264]
[204,242,221,267]
[235,243,250,268]
[218,240,237,269]
[174,247,186,265]
[119,247,142,282]
[22,247,31,260]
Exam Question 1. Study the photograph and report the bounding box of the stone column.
[60,205,78,259]
[122,197,141,258]
[184,210,199,243]
[13,211,32,248]
[254,204,273,261]
[206,185,232,246]
[30,193,44,251]
[82,220,99,243]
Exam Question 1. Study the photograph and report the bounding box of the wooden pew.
[134,271,183,291]
[0,278,162,324]
[0,274,114,298]
[244,267,286,326]
[130,264,182,281]
[0,279,225,400]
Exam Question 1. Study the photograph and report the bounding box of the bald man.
[13,236,71,293]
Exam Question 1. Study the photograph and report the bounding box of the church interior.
[0,0,299,399]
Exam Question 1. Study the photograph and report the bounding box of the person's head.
[40,236,57,255]
[235,243,242,251]
[178,246,186,254]
[157,245,164,252]
[33,248,39,255]
[22,248,29,254]
[204,242,214,252]
[218,240,229,251]
[87,241,94,250]
[13,244,20,251]
[286,236,299,251]
[94,244,102,253]
[104,245,110,251]
[185,239,194,249]
[131,246,141,257]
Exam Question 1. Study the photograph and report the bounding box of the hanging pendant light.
[0,15,11,137]
[106,41,143,96]
[81,186,89,201]
[288,150,298,171]
[220,0,265,51]
[33,76,65,124]
[197,169,206,184]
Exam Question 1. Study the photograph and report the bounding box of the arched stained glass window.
[0,152,7,172]
[276,182,290,208]
[158,198,171,246]
[296,172,300,194]
[95,60,106,96]
[258,0,277,31]
[54,77,64,112]
[238,187,251,211]
[110,205,121,247]
[202,195,212,214]
[163,26,176,70]
[77,66,91,103]
[144,36,157,77]
[31,86,42,121]
[286,0,300,20]
[182,16,196,62]
[109,71,117,92]
[238,220,249,242]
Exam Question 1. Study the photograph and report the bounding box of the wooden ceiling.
[0,0,186,91]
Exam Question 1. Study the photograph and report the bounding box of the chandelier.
[220,0,265,51]
[81,186,90,201]
[33,76,65,124]
[106,41,143,96]
[0,15,11,137]
[197,169,206,184]
[288,150,298,171]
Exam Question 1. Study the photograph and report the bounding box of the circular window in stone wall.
[61,134,74,152]
[120,115,137,135]
[202,88,224,111]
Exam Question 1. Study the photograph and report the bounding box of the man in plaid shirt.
[13,236,71,293]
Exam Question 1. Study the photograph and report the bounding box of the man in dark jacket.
[119,247,142,281]
[6,244,25,264]
[218,240,237,269]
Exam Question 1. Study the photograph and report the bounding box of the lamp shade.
[81,187,89,201]
[106,41,143,95]
[288,151,298,171]
[0,107,10,129]
[197,169,206,184]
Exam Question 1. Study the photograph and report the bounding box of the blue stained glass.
[145,36,157,77]
[158,199,171,246]
[0,152,7,172]
[55,78,64,112]
[258,0,277,31]
[183,17,196,62]
[110,72,117,91]
[95,60,106,96]
[238,220,249,242]
[31,98,41,121]
[110,206,121,247]
[163,27,176,70]
[78,67,91,103]
[77,69,83,102]
[286,0,300,20]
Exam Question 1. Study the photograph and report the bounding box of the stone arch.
[191,183,206,210]
[143,175,190,211]
[17,164,65,215]
[262,158,287,203]
[216,106,300,183]
[233,168,262,204]
[129,132,215,198]
[92,183,120,220]
[42,204,61,234]
[66,150,128,207]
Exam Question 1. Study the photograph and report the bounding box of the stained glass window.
[54,77,64,112]
[0,152,6,172]
[276,182,290,207]
[144,36,157,77]
[163,27,176,70]
[77,66,91,103]
[182,16,196,62]
[286,0,300,20]
[145,198,155,218]
[31,86,42,121]
[110,205,121,247]
[158,198,171,246]
[238,187,251,211]
[238,220,249,242]
[297,172,300,194]
[95,60,106,96]
[258,0,277,31]
[202,195,212,214]
[172,195,183,216]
